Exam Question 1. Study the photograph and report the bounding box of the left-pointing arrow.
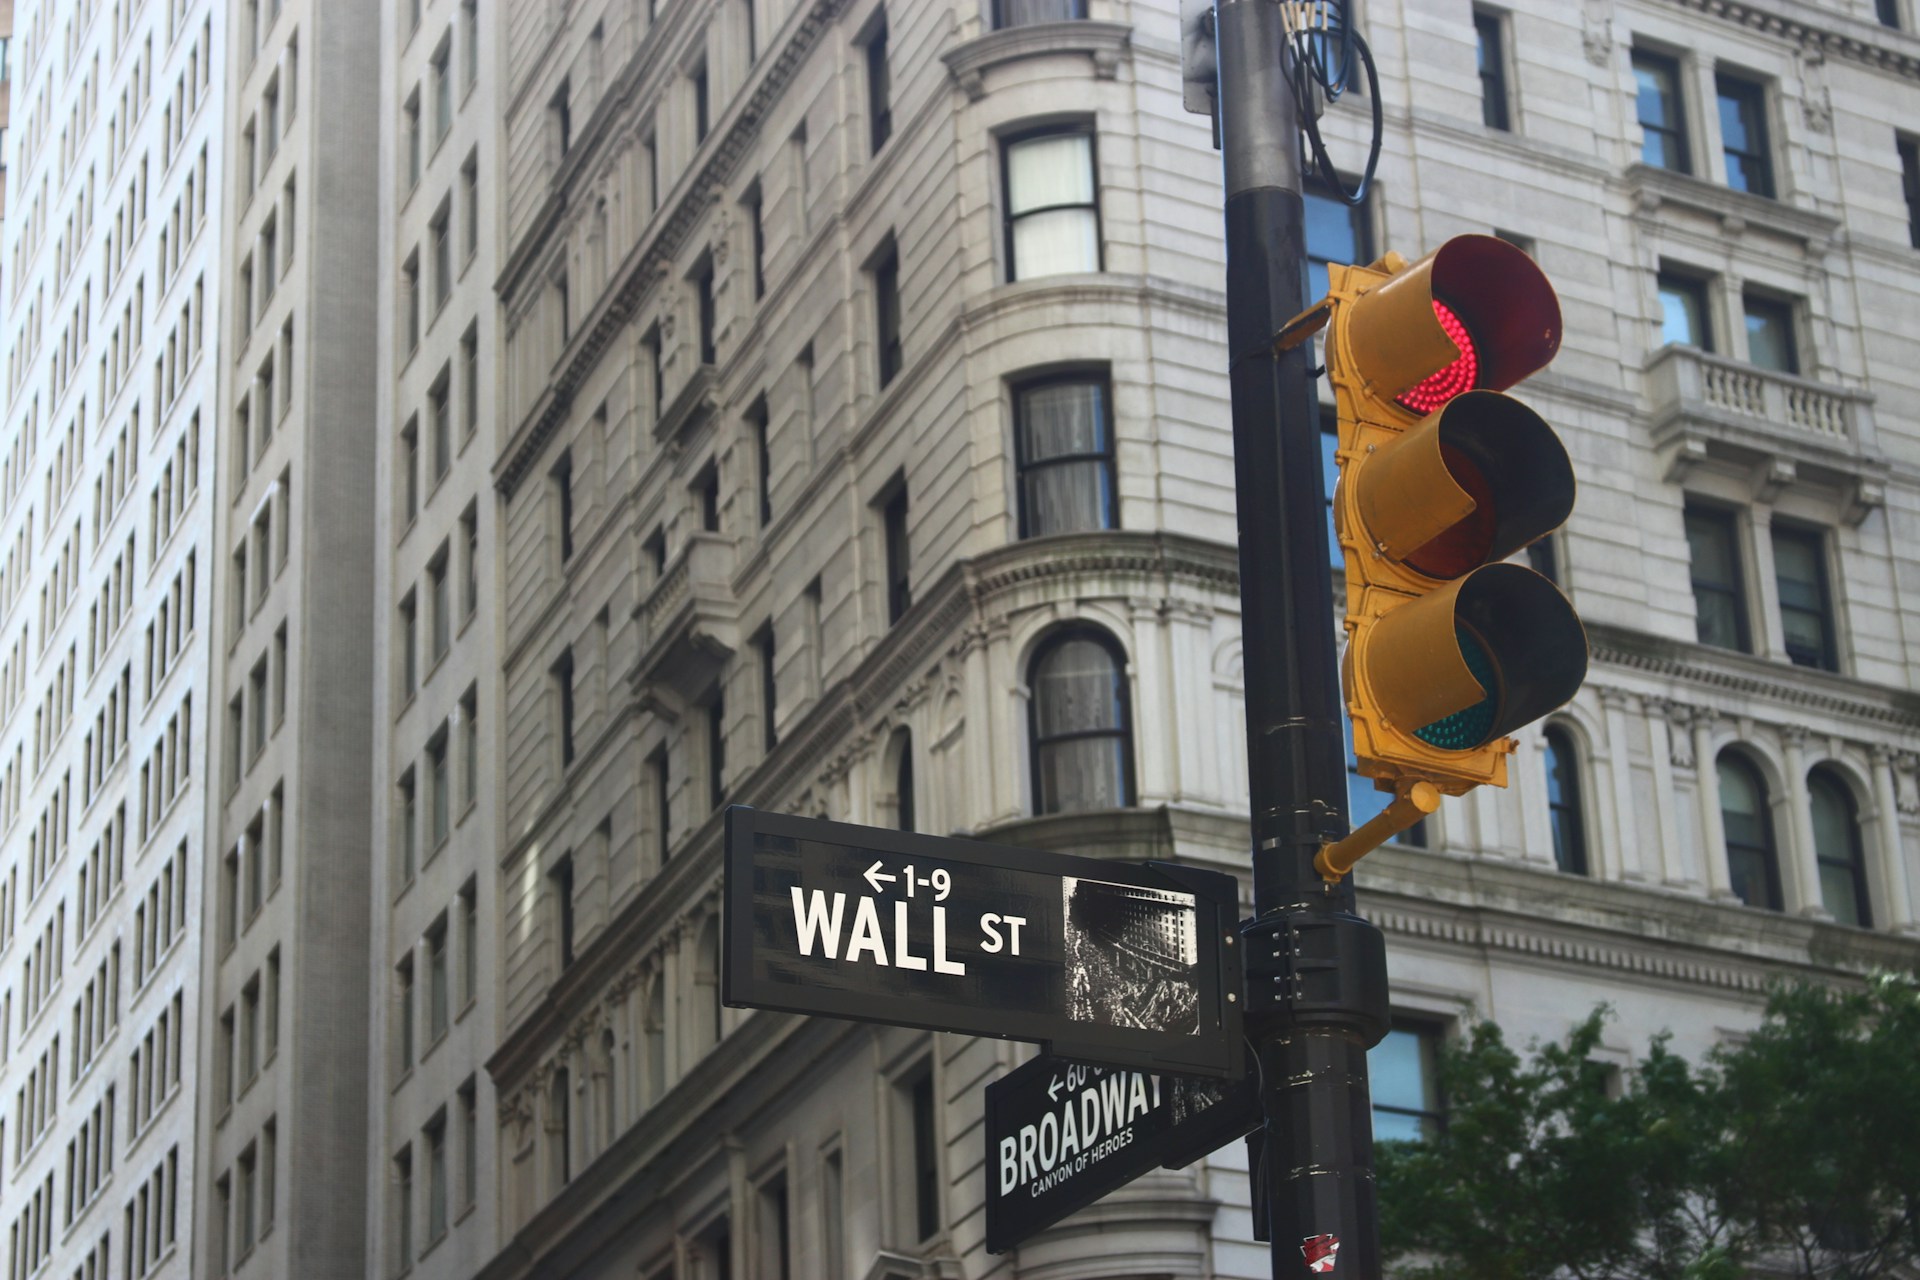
[863,860,896,894]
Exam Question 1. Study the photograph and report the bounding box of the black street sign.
[985,1054,1260,1254]
[722,807,1244,1078]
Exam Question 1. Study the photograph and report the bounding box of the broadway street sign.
[722,807,1244,1078]
[984,1054,1260,1253]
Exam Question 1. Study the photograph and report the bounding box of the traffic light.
[1309,236,1587,875]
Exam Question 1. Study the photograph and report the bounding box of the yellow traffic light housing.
[1305,236,1588,877]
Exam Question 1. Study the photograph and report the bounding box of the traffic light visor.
[1341,236,1562,411]
[1354,391,1576,580]
[1364,563,1588,750]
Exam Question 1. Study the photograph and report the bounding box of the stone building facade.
[466,1,1920,1279]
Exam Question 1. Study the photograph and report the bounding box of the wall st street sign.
[984,1054,1260,1254]
[722,808,1244,1078]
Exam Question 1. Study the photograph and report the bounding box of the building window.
[651,748,672,865]
[1028,628,1134,814]
[1474,10,1510,131]
[693,60,711,144]
[1880,0,1902,26]
[1003,127,1100,280]
[1684,505,1748,652]
[431,204,452,314]
[396,956,416,1072]
[1771,523,1836,671]
[1809,769,1870,927]
[1632,50,1690,174]
[882,483,910,624]
[432,38,453,145]
[394,1146,415,1270]
[873,243,902,388]
[865,16,891,156]
[707,691,727,811]
[1526,535,1560,585]
[552,450,575,563]
[428,729,451,849]
[550,853,576,969]
[553,647,576,767]
[745,183,766,300]
[1742,292,1797,374]
[552,78,572,157]
[1657,270,1713,351]
[757,626,777,752]
[749,398,772,527]
[399,590,420,696]
[1370,1023,1443,1141]
[892,730,914,833]
[425,1113,449,1243]
[1716,74,1773,198]
[1543,726,1588,875]
[994,0,1086,26]
[1305,179,1371,304]
[429,549,451,661]
[757,1173,792,1280]
[1900,135,1920,249]
[1717,752,1782,911]
[696,256,717,365]
[427,916,449,1039]
[890,1062,940,1242]
[1013,375,1116,538]
[700,467,722,533]
[398,769,419,884]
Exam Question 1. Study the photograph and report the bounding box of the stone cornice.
[1586,620,1920,731]
[940,20,1133,100]
[1662,0,1920,82]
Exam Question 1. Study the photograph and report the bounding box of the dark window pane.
[1809,771,1869,926]
[1743,294,1797,374]
[1901,137,1920,249]
[1633,52,1690,173]
[1030,632,1132,814]
[1016,379,1115,537]
[1717,755,1782,911]
[1304,186,1367,302]
[1657,273,1711,351]
[1685,507,1748,651]
[1475,11,1509,131]
[1716,76,1774,198]
[1544,728,1588,875]
[1771,525,1835,670]
[1879,0,1901,27]
[1370,1027,1442,1141]
[994,0,1087,26]
[866,22,891,155]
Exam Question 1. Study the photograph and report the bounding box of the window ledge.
[632,532,742,693]
[1645,345,1887,524]
[942,21,1132,100]
[1624,164,1838,250]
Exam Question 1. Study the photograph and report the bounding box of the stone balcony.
[1645,345,1887,523]
[632,532,740,695]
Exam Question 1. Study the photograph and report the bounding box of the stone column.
[1128,599,1173,805]
[1167,601,1217,806]
[1871,746,1916,933]
[960,625,993,831]
[1646,699,1692,888]
[984,620,1020,822]
[1780,726,1829,918]
[1601,688,1644,881]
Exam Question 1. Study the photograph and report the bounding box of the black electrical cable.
[1279,1,1384,208]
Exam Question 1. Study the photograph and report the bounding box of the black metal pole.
[1213,2,1390,1276]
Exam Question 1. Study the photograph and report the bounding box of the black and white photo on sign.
[1061,878,1200,1036]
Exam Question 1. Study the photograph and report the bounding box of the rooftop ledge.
[942,21,1133,100]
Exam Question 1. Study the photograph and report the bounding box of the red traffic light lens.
[1395,300,1479,415]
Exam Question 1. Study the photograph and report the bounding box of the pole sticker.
[1301,1234,1340,1274]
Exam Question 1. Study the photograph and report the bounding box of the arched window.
[1543,726,1588,875]
[1717,753,1782,911]
[1028,628,1134,815]
[1013,375,1116,538]
[548,1067,572,1191]
[1809,768,1871,927]
[644,975,667,1106]
[892,729,915,833]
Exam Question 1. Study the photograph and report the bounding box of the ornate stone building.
[457,1,1920,1278]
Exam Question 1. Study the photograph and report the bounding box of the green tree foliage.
[1377,974,1920,1280]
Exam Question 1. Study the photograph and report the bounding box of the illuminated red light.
[1395,300,1479,415]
